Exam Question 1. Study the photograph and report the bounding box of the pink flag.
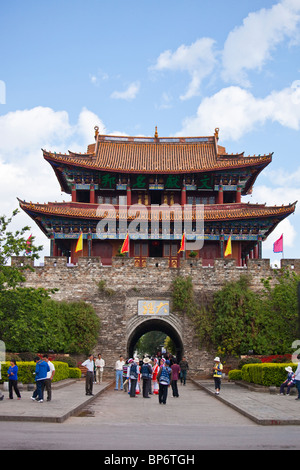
[26,234,32,253]
[273,234,283,253]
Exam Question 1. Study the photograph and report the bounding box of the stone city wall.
[11,256,300,377]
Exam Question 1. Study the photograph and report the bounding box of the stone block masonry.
[11,256,300,377]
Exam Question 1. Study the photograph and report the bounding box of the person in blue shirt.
[31,357,50,403]
[7,360,21,400]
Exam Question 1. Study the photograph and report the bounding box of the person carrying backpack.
[127,358,139,397]
[157,358,172,405]
[141,357,153,398]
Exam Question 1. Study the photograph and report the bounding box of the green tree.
[0,211,100,355]
[171,272,300,357]
[0,209,42,290]
[135,331,167,357]
[210,276,262,355]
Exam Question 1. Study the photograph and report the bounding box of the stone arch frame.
[126,314,184,361]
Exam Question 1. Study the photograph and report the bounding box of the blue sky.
[0,0,300,265]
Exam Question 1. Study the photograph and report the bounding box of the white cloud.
[246,182,299,253]
[110,81,140,101]
[155,92,173,110]
[89,69,109,87]
[150,38,217,100]
[222,0,300,86]
[0,106,106,261]
[0,107,72,155]
[248,184,299,207]
[177,81,300,140]
[263,218,296,252]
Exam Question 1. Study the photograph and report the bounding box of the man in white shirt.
[82,354,95,396]
[115,355,125,390]
[95,353,105,384]
[42,354,55,401]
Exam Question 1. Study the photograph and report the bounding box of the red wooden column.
[90,183,95,203]
[236,183,242,203]
[53,240,58,256]
[217,184,223,204]
[127,183,131,206]
[181,184,187,206]
[72,184,77,202]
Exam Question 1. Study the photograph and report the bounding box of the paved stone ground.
[194,380,300,425]
[0,378,299,425]
[0,380,111,423]
[1,379,300,450]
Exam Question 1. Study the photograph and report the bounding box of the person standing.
[179,356,189,385]
[42,354,55,401]
[141,357,152,398]
[7,360,21,400]
[213,356,223,395]
[95,353,105,384]
[127,358,139,397]
[171,359,181,397]
[157,358,172,405]
[82,354,95,396]
[152,358,159,395]
[115,355,125,391]
[32,356,50,402]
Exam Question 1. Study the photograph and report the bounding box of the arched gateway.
[126,311,184,361]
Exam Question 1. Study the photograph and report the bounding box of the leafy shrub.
[68,367,81,379]
[0,361,77,384]
[228,369,243,381]
[241,363,297,387]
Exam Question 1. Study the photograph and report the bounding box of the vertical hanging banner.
[120,233,129,254]
[224,236,232,257]
[75,232,83,252]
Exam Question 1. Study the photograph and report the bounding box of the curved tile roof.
[43,133,272,174]
[18,199,296,222]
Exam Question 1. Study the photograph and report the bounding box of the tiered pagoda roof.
[43,129,272,195]
[18,128,297,265]
[18,199,296,239]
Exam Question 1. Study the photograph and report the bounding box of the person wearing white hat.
[279,366,295,396]
[213,357,223,395]
[141,357,153,398]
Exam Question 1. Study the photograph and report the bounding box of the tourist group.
[0,355,55,402]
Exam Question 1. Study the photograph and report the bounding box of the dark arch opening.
[127,318,183,361]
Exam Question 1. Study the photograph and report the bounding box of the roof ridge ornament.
[154,126,158,139]
[214,128,219,141]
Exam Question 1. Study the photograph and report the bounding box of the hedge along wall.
[241,363,297,387]
[0,361,81,384]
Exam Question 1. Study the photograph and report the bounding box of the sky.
[0,0,300,266]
